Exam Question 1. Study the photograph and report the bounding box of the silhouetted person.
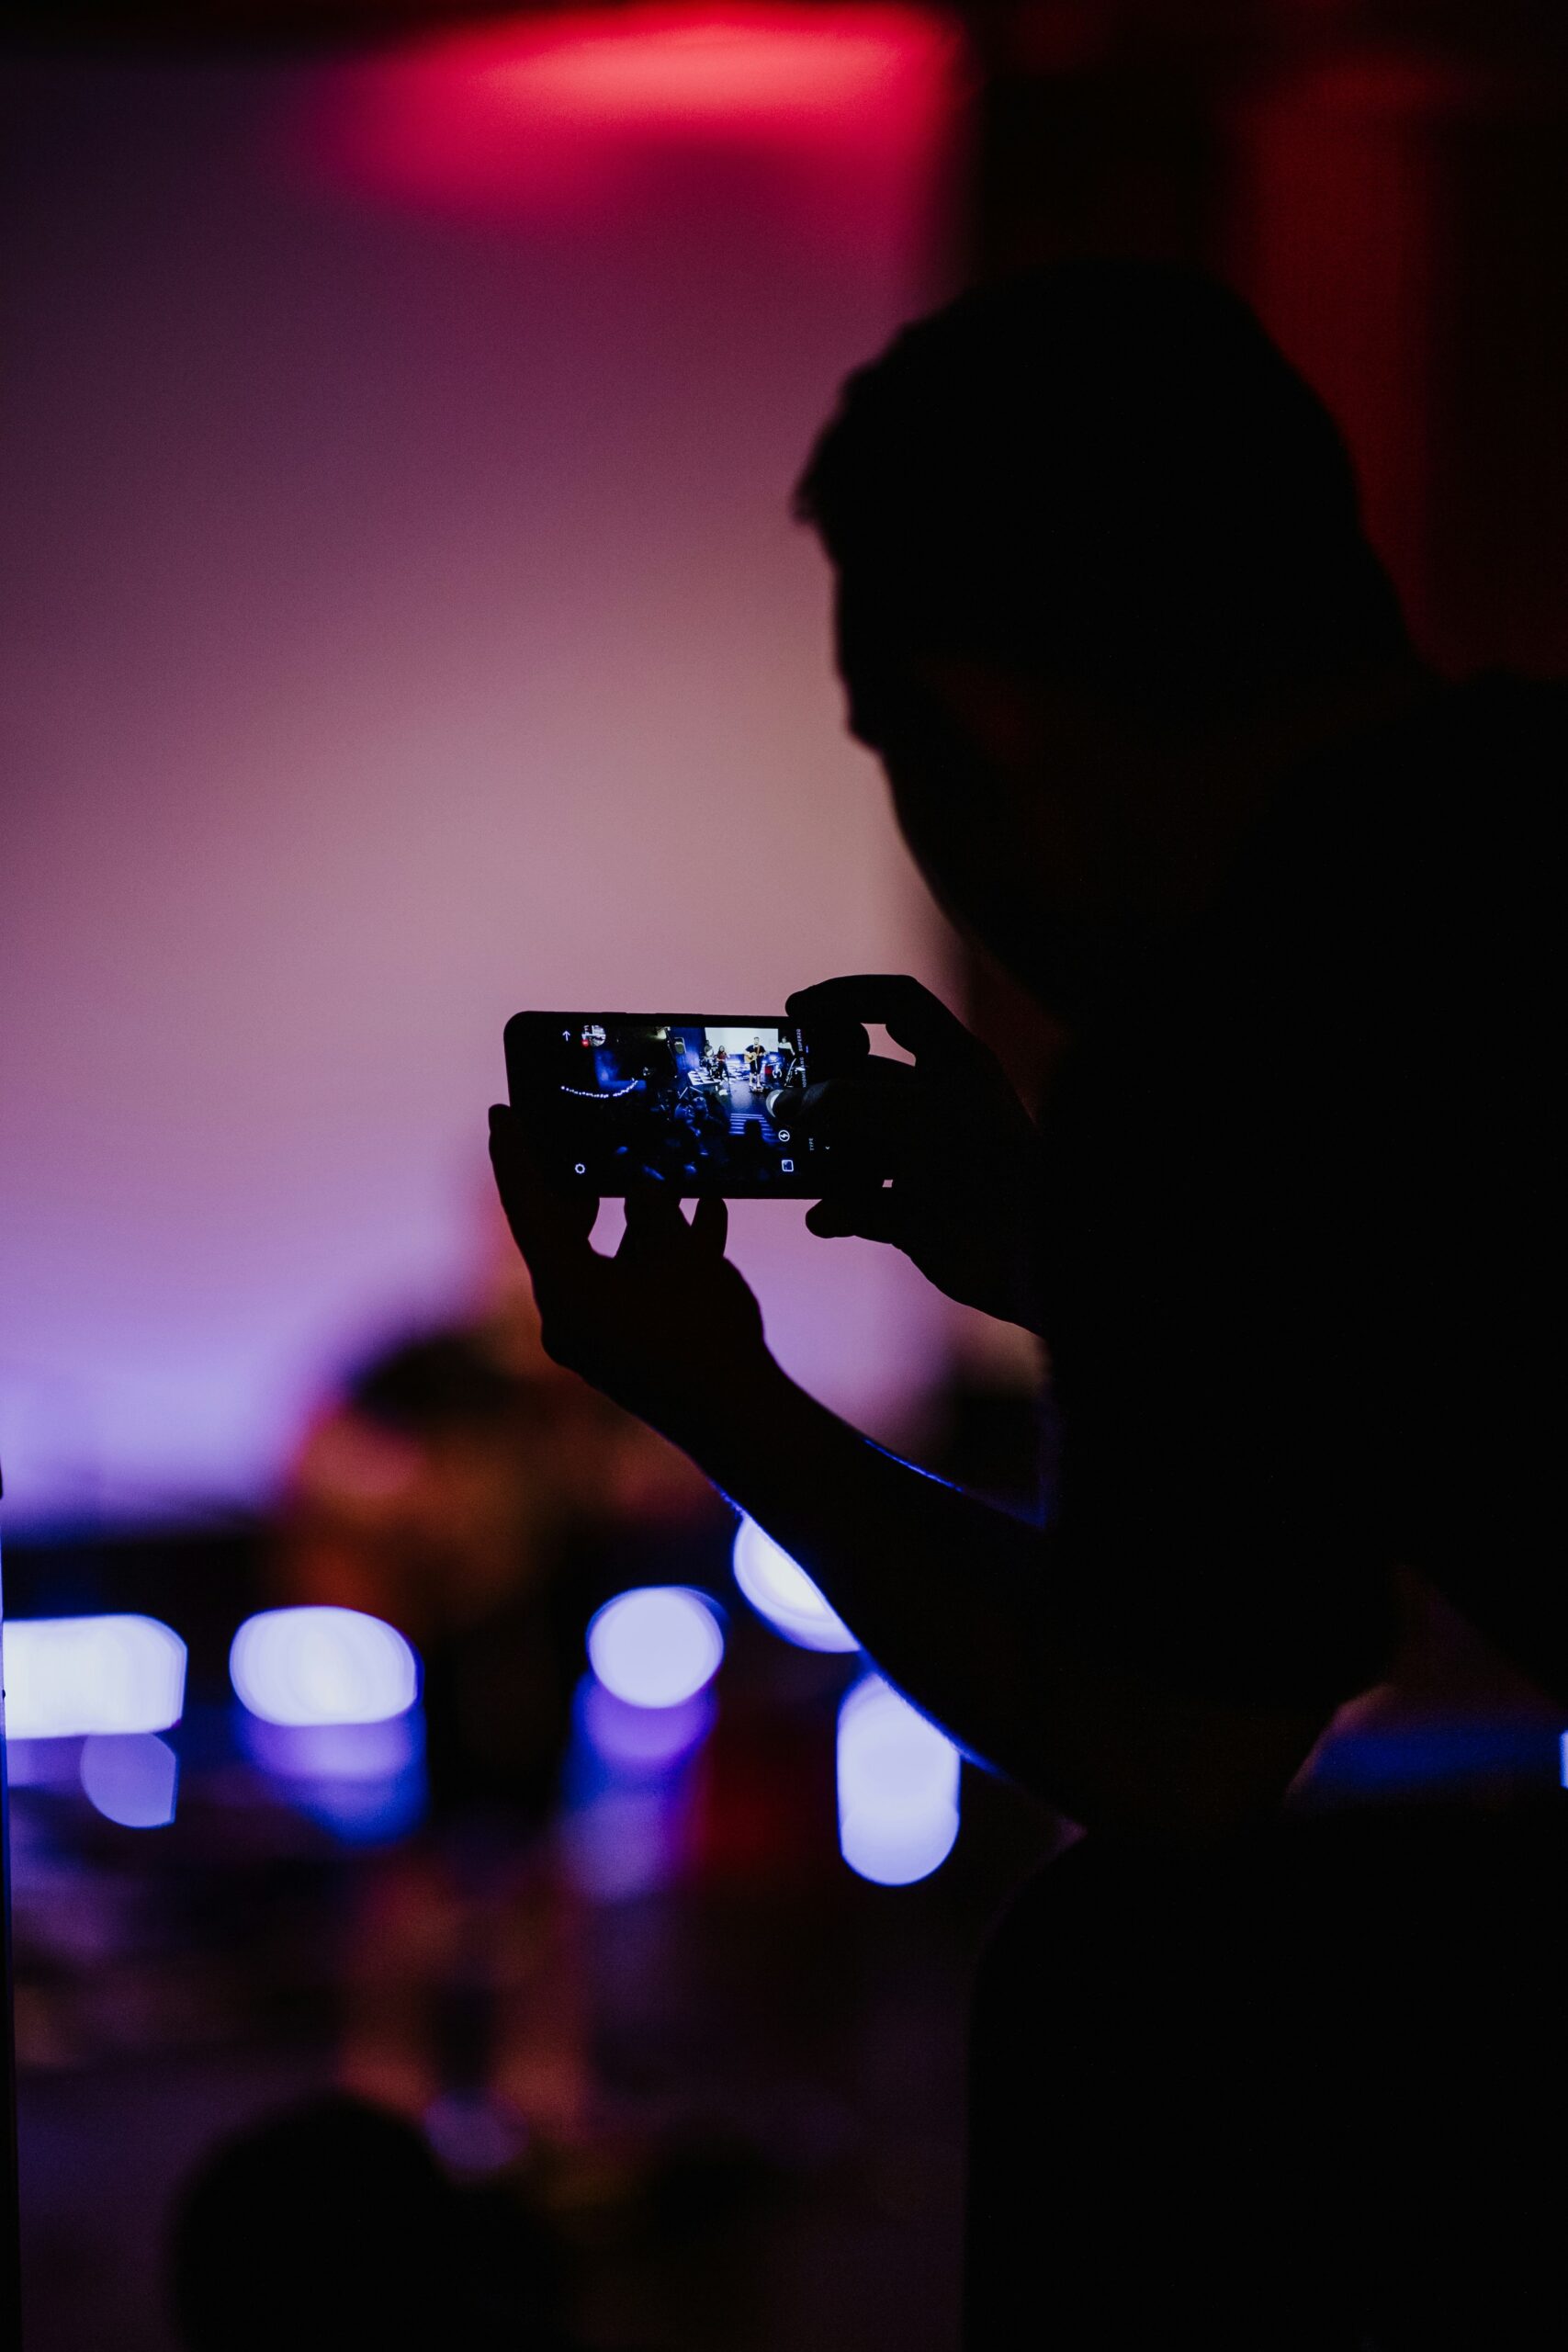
[491,263,1564,2345]
[168,2093,573,2350]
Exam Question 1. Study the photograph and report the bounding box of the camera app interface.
[542,1019,816,1193]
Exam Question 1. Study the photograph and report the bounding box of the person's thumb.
[804,1192,902,1245]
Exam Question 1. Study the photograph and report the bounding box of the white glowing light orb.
[731,1517,858,1653]
[79,1732,179,1828]
[3,1614,187,1739]
[586,1587,724,1709]
[230,1605,419,1726]
[839,1802,959,1885]
[836,1672,961,1886]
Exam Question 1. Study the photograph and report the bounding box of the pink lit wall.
[0,16,964,1528]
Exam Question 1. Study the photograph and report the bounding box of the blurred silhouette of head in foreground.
[795,260,1435,1010]
[169,2093,569,2351]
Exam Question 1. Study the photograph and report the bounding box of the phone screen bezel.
[504,1011,820,1199]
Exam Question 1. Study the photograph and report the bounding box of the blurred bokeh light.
[563,1664,715,1898]
[299,5,960,245]
[239,1706,430,1841]
[77,1732,180,1831]
[580,1675,716,1770]
[836,1669,960,1885]
[3,1613,187,1740]
[229,1603,420,1725]
[732,1513,859,1652]
[586,1585,724,1708]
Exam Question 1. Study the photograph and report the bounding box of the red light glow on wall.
[295,5,961,240]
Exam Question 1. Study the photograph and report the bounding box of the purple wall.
[0,13,964,1526]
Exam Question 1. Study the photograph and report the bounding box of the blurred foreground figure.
[274,1289,715,2160]
[168,2092,575,2351]
[491,261,1564,2345]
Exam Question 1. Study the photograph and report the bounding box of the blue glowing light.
[423,2090,528,2177]
[78,1731,179,1828]
[561,1668,712,1901]
[731,1516,858,1653]
[237,1705,427,1843]
[229,1605,419,1726]
[580,1677,715,1773]
[240,1710,423,1781]
[586,1586,724,1708]
[3,1613,187,1739]
[562,1786,684,1901]
[4,1738,82,1789]
[836,1671,960,1886]
[292,1768,426,1844]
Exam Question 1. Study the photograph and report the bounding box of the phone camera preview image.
[505,1014,829,1198]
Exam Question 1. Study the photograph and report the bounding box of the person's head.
[168,2094,568,2352]
[795,260,1423,1005]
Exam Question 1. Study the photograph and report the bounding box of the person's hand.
[787,975,1046,1333]
[488,1106,775,1442]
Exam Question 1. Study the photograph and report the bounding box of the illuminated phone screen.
[504,1012,827,1197]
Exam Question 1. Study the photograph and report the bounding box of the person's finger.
[787,978,874,1021]
[803,1068,921,1152]
[787,1007,871,1080]
[785,983,869,1078]
[690,1193,729,1258]
[488,1106,597,1274]
[804,1198,861,1237]
[804,1189,905,1247]
[623,1178,685,1220]
[618,1182,690,1257]
[788,975,976,1064]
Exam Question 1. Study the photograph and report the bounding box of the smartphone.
[505,1012,840,1197]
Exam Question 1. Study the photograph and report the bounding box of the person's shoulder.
[1441,665,1568,752]
[1227,668,1561,995]
[1417,669,1566,858]
[1338,666,1566,784]
[1463,664,1568,714]
[1321,667,1561,866]
[1370,673,1565,1020]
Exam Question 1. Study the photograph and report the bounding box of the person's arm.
[488,1110,1330,1843]
[682,1354,1329,1841]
